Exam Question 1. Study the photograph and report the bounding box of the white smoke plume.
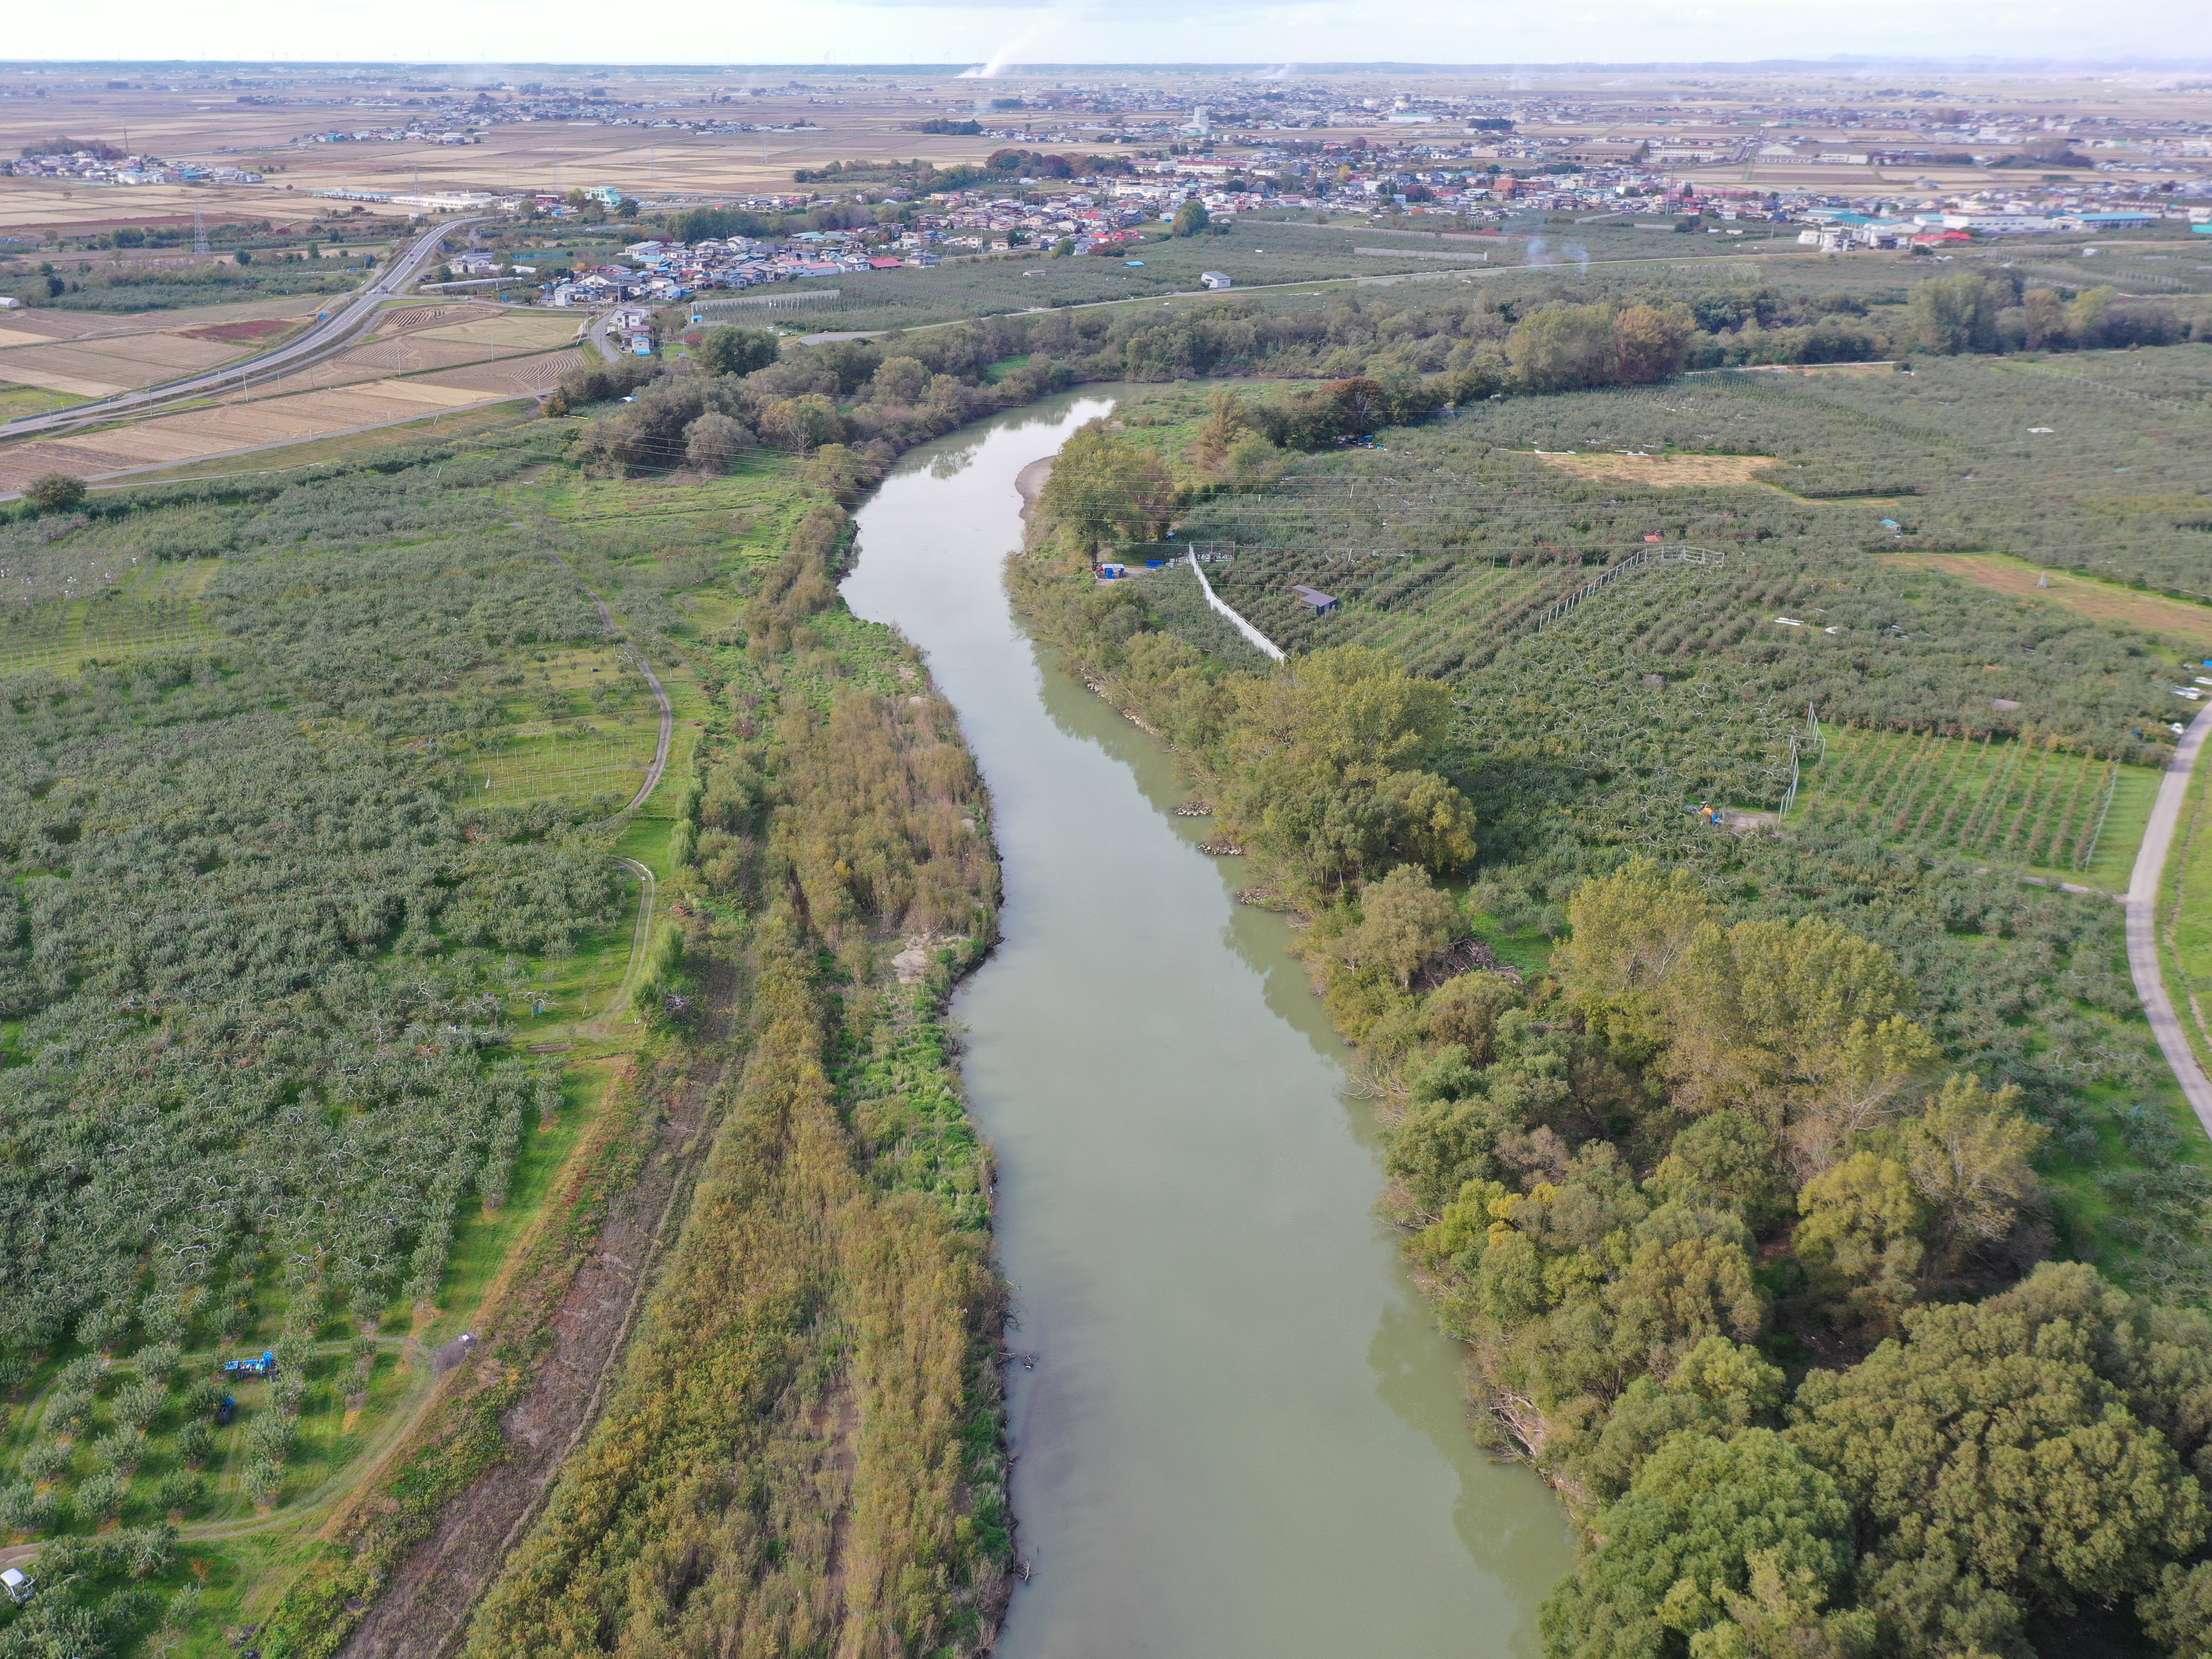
[958,14,1058,78]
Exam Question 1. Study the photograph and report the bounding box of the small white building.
[1200,271,1233,291]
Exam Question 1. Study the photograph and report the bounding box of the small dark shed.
[1290,585,1339,615]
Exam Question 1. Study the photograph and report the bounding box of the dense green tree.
[1221,646,1476,888]
[757,393,845,455]
[1897,1072,2047,1269]
[1649,1112,1794,1230]
[1423,969,1526,1066]
[1314,862,1462,990]
[1511,303,1623,392]
[1613,303,1698,384]
[1565,1337,1790,1506]
[693,324,780,377]
[868,355,931,404]
[1169,199,1211,237]
[1795,1152,1928,1331]
[1035,419,1175,556]
[682,411,755,474]
[1540,1430,1855,1659]
[21,473,86,515]
[1789,1265,2211,1628]
[2141,1560,2212,1659]
[1905,273,2001,355]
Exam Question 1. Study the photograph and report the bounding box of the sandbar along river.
[841,389,1571,1658]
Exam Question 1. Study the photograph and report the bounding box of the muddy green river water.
[841,390,1572,1658]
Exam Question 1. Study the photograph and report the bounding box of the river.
[841,390,1572,1659]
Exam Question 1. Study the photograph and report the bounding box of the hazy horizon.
[6,0,2211,74]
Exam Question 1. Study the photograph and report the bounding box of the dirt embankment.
[335,982,738,1659]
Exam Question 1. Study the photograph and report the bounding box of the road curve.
[0,218,482,444]
[586,308,623,363]
[2126,699,2212,1141]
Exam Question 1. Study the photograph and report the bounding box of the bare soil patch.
[1532,449,1779,487]
[173,317,299,344]
[1890,552,2212,655]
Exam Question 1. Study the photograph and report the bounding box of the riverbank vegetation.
[465,521,1010,1655]
[1013,343,2212,1655]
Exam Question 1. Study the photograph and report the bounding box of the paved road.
[0,218,483,442]
[2126,699,2212,1140]
[586,307,623,363]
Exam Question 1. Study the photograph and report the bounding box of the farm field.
[0,327,246,397]
[232,340,584,404]
[88,400,535,487]
[0,360,572,492]
[0,414,773,1654]
[0,555,222,678]
[1794,724,2160,890]
[1888,549,2212,656]
[780,238,1888,334]
[0,295,338,405]
[0,294,327,344]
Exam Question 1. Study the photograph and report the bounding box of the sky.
[4,0,2210,69]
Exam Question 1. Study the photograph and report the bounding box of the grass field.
[0,379,92,421]
[1533,450,1783,488]
[450,639,667,815]
[1797,725,2160,889]
[534,448,819,561]
[0,556,221,677]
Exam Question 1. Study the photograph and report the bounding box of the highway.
[0,217,484,441]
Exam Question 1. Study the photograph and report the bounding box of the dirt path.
[336,974,737,1659]
[2127,698,2212,1142]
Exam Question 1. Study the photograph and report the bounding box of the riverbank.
[1015,454,1052,523]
